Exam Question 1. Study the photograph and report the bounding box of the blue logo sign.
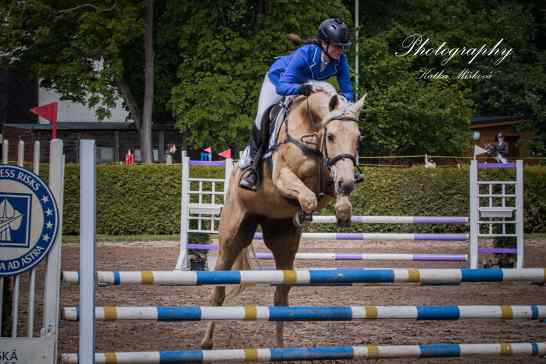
[0,165,59,276]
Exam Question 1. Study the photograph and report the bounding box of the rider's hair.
[288,33,321,47]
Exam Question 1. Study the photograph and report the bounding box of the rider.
[239,18,363,191]
[487,131,509,163]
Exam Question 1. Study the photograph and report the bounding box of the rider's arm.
[337,54,354,102]
[275,47,310,96]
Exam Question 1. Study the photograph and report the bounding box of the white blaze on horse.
[201,81,367,349]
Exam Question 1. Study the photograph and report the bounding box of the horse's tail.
[225,246,253,300]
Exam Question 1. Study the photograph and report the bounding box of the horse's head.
[306,86,367,227]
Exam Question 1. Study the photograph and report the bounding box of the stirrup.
[239,168,258,191]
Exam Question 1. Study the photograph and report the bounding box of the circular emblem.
[0,165,59,276]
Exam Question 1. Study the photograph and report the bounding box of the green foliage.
[1,0,544,154]
[0,0,144,118]
[169,0,350,150]
[356,0,546,155]
[58,164,546,235]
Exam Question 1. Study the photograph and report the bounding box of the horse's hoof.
[200,341,213,350]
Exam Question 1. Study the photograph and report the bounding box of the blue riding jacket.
[267,43,354,102]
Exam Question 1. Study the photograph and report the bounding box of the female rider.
[239,18,360,190]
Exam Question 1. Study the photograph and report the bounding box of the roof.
[470,115,527,129]
[2,122,176,131]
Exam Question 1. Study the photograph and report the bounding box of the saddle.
[261,97,294,160]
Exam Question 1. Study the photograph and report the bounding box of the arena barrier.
[65,141,542,364]
[177,155,525,270]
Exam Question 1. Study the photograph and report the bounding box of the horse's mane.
[291,81,338,111]
[308,81,337,97]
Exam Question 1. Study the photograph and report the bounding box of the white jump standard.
[177,156,525,269]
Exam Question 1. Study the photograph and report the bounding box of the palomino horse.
[201,82,366,348]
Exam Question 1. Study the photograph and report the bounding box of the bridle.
[275,96,361,196]
[316,100,361,171]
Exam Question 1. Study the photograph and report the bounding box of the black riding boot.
[239,125,262,191]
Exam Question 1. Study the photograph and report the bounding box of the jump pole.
[62,304,546,322]
[63,342,546,363]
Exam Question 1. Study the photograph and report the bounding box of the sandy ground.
[45,238,546,363]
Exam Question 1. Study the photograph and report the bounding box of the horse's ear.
[329,95,339,111]
[352,93,367,113]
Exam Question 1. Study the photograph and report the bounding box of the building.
[1,70,182,163]
[470,115,533,158]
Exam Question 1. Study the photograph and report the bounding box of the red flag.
[203,147,212,154]
[31,102,58,139]
[218,149,232,159]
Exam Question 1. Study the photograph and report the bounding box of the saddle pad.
[238,97,293,169]
[263,96,293,159]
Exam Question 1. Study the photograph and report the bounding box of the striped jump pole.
[62,304,546,322]
[254,252,468,262]
[63,342,546,363]
[254,232,469,241]
[311,215,468,224]
[187,243,514,256]
[62,268,546,286]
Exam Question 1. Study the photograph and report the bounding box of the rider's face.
[322,41,343,61]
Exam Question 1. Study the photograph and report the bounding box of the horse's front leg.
[274,166,317,213]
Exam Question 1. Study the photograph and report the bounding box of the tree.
[353,0,545,155]
[168,0,351,151]
[0,0,157,162]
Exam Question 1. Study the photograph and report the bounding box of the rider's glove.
[299,84,314,96]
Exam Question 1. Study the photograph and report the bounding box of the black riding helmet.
[318,18,352,48]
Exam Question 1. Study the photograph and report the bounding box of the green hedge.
[55,164,546,235]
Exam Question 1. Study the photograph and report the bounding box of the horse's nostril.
[337,179,354,195]
[341,181,354,195]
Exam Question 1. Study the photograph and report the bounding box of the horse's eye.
[327,134,335,143]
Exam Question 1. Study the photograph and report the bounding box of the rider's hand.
[299,84,314,96]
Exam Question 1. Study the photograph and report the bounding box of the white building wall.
[38,87,129,123]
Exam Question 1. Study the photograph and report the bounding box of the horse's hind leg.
[261,218,302,347]
[200,207,258,349]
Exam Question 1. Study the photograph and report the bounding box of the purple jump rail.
[412,216,468,224]
[254,252,467,262]
[186,243,218,251]
[477,162,516,169]
[189,160,226,167]
[479,247,518,254]
[333,233,468,241]
[413,254,467,261]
